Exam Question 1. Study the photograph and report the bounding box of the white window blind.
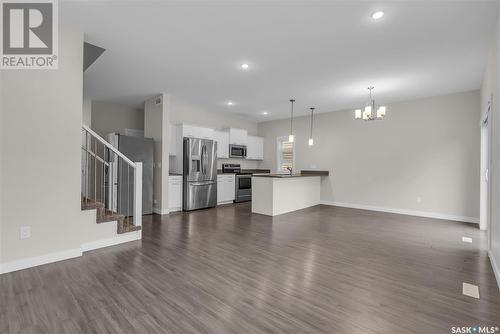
[277,138,294,172]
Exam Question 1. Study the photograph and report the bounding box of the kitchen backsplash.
[216,158,260,169]
[169,156,261,174]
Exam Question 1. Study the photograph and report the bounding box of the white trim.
[0,248,82,274]
[320,201,479,224]
[489,251,500,291]
[217,201,234,205]
[1,231,143,274]
[81,231,142,252]
[168,207,182,213]
[153,207,170,215]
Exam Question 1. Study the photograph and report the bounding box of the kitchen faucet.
[286,166,293,175]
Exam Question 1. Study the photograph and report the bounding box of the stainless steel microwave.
[229,144,247,158]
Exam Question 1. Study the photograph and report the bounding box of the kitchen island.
[251,171,328,216]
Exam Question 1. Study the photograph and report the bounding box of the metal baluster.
[110,150,114,214]
[118,154,121,215]
[127,164,130,219]
[85,131,89,205]
[101,142,104,204]
[94,136,97,202]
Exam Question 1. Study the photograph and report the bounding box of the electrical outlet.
[20,226,31,239]
[154,199,158,204]
[416,196,422,203]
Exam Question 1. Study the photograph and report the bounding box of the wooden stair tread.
[82,196,141,235]
[81,199,105,211]
[118,218,142,234]
[97,212,125,223]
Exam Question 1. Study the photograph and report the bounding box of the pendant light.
[288,99,295,142]
[354,86,386,121]
[308,107,315,146]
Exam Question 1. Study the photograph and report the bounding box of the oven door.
[230,145,247,158]
[235,175,252,202]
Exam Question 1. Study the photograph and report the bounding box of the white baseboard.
[0,248,82,275]
[1,230,143,274]
[168,207,182,213]
[217,201,234,205]
[320,200,479,224]
[153,207,170,215]
[81,230,142,252]
[488,251,500,291]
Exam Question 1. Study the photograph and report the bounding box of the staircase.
[81,196,141,234]
[81,125,143,236]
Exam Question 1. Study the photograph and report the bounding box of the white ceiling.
[62,1,499,121]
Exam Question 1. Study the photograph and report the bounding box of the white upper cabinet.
[246,135,264,160]
[181,124,214,140]
[213,130,229,159]
[169,124,177,156]
[228,128,247,146]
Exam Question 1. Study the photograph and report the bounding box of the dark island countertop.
[252,170,329,178]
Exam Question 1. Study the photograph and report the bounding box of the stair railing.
[81,124,142,228]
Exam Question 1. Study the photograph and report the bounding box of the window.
[277,136,295,172]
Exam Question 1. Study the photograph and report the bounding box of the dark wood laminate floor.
[1,203,500,334]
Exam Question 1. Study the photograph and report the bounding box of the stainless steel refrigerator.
[183,137,217,211]
[107,133,154,215]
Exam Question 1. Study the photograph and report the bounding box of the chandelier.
[354,86,386,121]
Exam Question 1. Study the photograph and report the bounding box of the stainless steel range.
[222,163,252,203]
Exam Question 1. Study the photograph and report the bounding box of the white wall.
[258,91,480,222]
[481,8,500,287]
[0,28,88,265]
[82,98,92,126]
[169,97,260,170]
[91,101,144,137]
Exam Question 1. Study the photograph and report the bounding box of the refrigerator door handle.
[187,140,192,174]
[200,145,204,175]
[190,181,216,186]
[202,145,207,175]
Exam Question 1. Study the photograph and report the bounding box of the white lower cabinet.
[217,174,235,204]
[168,176,183,212]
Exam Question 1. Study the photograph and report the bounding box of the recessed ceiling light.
[240,63,249,69]
[372,11,384,20]
[227,101,234,106]
[262,111,268,115]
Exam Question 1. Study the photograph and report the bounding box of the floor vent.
[462,282,480,299]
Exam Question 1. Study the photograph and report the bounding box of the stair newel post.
[133,162,142,227]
